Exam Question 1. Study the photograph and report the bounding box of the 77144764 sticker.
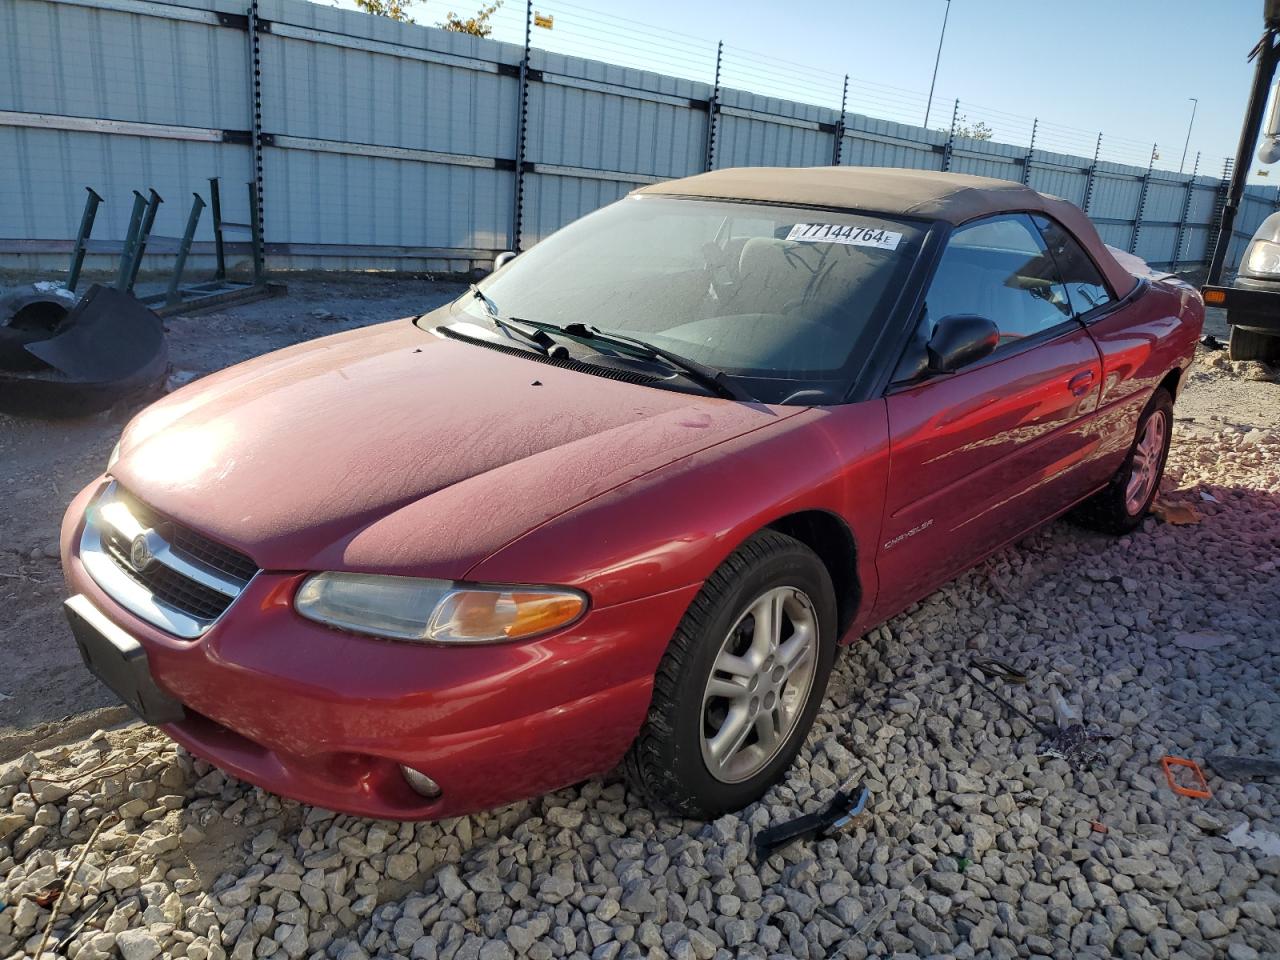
[786,222,902,250]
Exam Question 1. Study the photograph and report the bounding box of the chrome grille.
[80,482,258,638]
[115,488,259,583]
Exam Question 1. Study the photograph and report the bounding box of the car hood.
[113,315,796,575]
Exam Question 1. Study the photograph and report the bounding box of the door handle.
[1068,370,1095,396]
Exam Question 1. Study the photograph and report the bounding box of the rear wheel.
[1071,388,1173,534]
[623,530,837,818]
[1227,324,1280,363]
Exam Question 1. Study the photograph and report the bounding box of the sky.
[326,0,1269,179]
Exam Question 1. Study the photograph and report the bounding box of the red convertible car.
[61,168,1203,820]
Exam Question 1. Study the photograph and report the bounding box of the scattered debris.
[970,656,1027,684]
[1199,489,1219,502]
[54,896,108,953]
[1199,333,1224,350]
[754,786,870,860]
[1162,756,1212,799]
[1091,820,1108,834]
[1038,723,1106,771]
[32,813,116,959]
[1226,821,1280,856]
[30,880,64,907]
[1150,499,1202,525]
[961,661,1053,735]
[0,284,169,418]
[1207,754,1280,780]
[961,662,1104,771]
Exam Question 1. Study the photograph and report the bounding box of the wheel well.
[766,510,859,635]
[1158,367,1183,401]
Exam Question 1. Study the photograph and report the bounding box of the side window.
[1033,214,1114,317]
[924,213,1074,349]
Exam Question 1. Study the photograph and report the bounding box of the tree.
[352,0,502,33]
[353,0,419,22]
[951,114,992,141]
[437,0,502,37]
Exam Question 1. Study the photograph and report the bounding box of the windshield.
[449,195,928,403]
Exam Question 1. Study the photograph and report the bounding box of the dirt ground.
[0,290,1274,761]
[0,275,464,758]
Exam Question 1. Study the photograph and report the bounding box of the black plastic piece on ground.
[1207,754,1280,779]
[754,786,868,860]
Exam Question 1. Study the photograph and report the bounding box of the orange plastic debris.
[1150,500,1201,525]
[1162,756,1211,799]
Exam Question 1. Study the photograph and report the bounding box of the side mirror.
[494,251,517,270]
[926,314,999,373]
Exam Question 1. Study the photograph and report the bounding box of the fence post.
[209,177,226,281]
[511,0,533,253]
[1021,118,1037,185]
[247,0,266,280]
[1172,152,1199,272]
[67,187,103,292]
[115,191,147,291]
[166,193,206,305]
[125,189,163,292]
[1129,142,1157,255]
[941,98,959,172]
[703,41,723,172]
[1208,157,1235,271]
[831,74,848,166]
[248,180,264,278]
[1082,132,1102,215]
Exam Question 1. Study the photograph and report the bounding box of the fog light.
[400,765,441,799]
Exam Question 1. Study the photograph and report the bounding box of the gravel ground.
[1,413,1277,958]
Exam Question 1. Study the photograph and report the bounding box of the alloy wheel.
[700,586,819,783]
[1125,408,1168,515]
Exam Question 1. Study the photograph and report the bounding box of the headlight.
[107,439,122,472]
[1245,238,1280,277]
[294,572,587,644]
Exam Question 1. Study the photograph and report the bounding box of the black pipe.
[1207,27,1280,285]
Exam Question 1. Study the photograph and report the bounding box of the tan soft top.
[633,166,1137,297]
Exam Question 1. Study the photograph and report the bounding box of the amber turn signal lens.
[429,588,587,642]
[503,593,588,639]
[1203,289,1225,304]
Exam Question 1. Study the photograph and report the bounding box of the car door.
[871,213,1104,619]
[1031,213,1159,490]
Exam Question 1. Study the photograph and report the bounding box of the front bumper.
[61,478,700,819]
[1204,281,1280,332]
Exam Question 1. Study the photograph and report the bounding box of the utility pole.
[1180,97,1198,173]
[924,0,951,129]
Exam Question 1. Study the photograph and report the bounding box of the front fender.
[466,401,891,631]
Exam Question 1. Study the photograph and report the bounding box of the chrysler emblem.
[129,534,155,572]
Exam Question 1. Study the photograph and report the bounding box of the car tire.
[623,530,837,819]
[1227,324,1280,363]
[1070,387,1174,535]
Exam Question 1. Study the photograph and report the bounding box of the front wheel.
[1228,324,1280,363]
[1071,387,1174,534]
[623,530,837,818]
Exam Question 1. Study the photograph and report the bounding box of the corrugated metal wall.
[2,0,1276,276]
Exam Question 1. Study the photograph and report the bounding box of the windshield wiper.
[531,321,757,402]
[468,285,558,355]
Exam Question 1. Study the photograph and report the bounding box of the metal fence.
[3,0,1278,277]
